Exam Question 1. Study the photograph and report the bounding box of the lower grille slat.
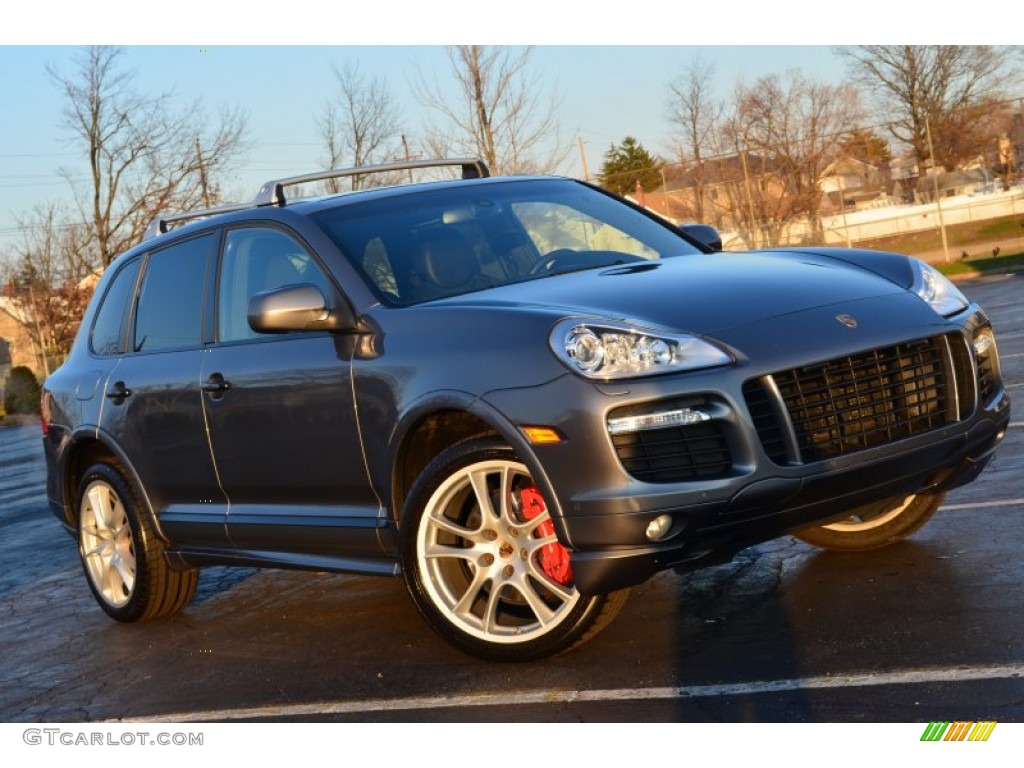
[746,335,959,464]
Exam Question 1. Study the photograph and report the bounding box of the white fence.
[820,186,1024,245]
[719,185,1024,250]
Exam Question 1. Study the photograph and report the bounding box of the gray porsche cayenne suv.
[42,159,1010,661]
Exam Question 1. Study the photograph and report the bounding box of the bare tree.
[839,45,1018,171]
[2,203,94,372]
[49,46,247,268]
[318,62,403,192]
[725,73,863,246]
[667,57,723,221]
[413,46,567,175]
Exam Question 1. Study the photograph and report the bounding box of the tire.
[793,492,944,552]
[76,462,198,622]
[400,438,628,661]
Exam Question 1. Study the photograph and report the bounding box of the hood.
[434,250,908,335]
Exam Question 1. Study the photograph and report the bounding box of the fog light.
[645,514,674,541]
[973,331,994,356]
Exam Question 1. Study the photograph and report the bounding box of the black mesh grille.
[747,336,956,464]
[610,419,731,483]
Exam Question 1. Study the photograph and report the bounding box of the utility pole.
[739,144,759,248]
[402,134,415,183]
[837,175,852,247]
[660,168,670,218]
[925,117,951,264]
[578,136,590,181]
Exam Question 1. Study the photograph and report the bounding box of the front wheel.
[794,492,944,552]
[400,438,628,661]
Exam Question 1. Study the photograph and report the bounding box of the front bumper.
[481,298,1011,595]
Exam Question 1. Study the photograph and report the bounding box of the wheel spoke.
[86,485,113,531]
[481,582,506,633]
[508,577,557,625]
[81,541,110,560]
[451,568,491,618]
[423,540,477,562]
[528,528,559,548]
[112,555,135,593]
[467,468,498,522]
[523,559,576,600]
[427,513,479,540]
[100,555,125,600]
[521,516,549,538]
[497,465,516,524]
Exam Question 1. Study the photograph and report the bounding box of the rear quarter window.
[90,258,141,356]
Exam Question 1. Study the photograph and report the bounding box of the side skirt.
[165,548,401,577]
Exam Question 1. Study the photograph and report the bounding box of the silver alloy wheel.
[415,458,582,645]
[79,479,136,608]
[820,493,914,532]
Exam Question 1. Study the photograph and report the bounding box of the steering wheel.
[528,249,581,275]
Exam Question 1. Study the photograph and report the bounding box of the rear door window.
[133,234,212,353]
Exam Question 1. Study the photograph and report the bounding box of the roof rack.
[255,157,489,207]
[143,201,258,241]
[143,157,490,241]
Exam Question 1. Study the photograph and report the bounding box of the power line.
[0,152,79,159]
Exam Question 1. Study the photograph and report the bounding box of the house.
[643,154,782,233]
[819,157,893,210]
[0,296,47,395]
[934,167,992,198]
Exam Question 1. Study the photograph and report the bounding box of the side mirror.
[248,284,350,333]
[680,223,723,252]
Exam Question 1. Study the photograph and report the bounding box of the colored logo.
[835,314,859,329]
[921,721,997,741]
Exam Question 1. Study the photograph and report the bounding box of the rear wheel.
[77,462,197,622]
[794,492,944,552]
[401,438,628,661]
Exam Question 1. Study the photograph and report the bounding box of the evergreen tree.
[4,367,41,416]
[839,129,893,165]
[599,137,663,196]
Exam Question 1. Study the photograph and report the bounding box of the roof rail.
[143,157,490,241]
[142,201,258,241]
[254,158,490,206]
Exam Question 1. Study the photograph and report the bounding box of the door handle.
[104,381,132,403]
[201,373,232,395]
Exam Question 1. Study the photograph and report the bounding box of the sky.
[0,44,844,259]
[1,1,1017,263]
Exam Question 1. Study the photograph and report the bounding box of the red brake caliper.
[517,487,573,586]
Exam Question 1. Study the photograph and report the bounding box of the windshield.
[312,178,703,305]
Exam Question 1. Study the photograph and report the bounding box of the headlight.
[550,319,732,380]
[911,259,968,316]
